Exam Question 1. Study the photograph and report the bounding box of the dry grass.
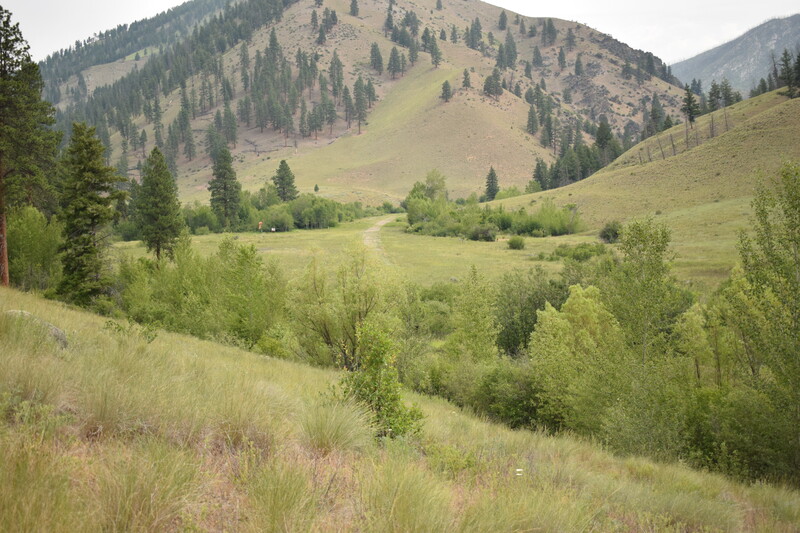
[2,286,799,531]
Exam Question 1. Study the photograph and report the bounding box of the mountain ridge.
[671,14,800,93]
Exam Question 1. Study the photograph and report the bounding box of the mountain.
[41,0,685,204]
[671,14,800,94]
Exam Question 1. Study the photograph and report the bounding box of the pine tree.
[387,46,402,78]
[462,68,471,88]
[526,103,538,134]
[441,80,452,102]
[208,145,241,229]
[272,160,298,202]
[778,49,796,98]
[532,45,543,67]
[223,103,237,147]
[0,7,59,286]
[350,0,359,16]
[498,10,507,30]
[370,42,384,74]
[135,148,183,261]
[436,0,443,9]
[57,123,125,305]
[485,166,499,201]
[354,76,368,133]
[558,47,566,69]
[680,84,700,126]
[429,36,442,68]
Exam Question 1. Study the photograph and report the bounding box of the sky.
[4,0,799,64]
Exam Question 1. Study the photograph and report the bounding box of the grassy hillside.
[3,286,800,531]
[496,92,800,290]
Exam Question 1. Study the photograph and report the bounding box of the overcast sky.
[5,0,799,64]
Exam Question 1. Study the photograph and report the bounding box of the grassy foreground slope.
[497,92,800,289]
[3,287,800,532]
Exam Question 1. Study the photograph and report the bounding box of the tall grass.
[2,287,800,531]
[361,459,453,532]
[242,459,316,532]
[299,400,374,455]
[94,439,200,531]
[0,430,88,532]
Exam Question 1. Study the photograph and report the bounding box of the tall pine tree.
[136,147,183,261]
[57,123,125,305]
[272,160,298,202]
[0,7,59,286]
[485,166,499,201]
[208,145,241,229]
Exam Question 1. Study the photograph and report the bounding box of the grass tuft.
[300,400,374,455]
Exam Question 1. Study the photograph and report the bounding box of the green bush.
[508,236,525,250]
[599,220,622,243]
[117,238,285,348]
[7,206,63,292]
[340,323,423,438]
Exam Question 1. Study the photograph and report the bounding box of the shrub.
[508,236,525,250]
[600,220,622,243]
[340,323,423,438]
[468,224,496,242]
[7,206,63,292]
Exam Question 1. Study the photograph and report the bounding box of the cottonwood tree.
[135,147,183,260]
[737,162,800,462]
[57,123,125,306]
[0,7,59,286]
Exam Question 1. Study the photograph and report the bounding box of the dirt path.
[363,215,395,263]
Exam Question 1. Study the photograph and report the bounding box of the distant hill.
[41,0,685,203]
[496,91,800,290]
[671,14,800,93]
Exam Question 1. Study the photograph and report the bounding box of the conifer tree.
[462,68,471,88]
[441,80,452,102]
[558,47,566,69]
[208,145,241,229]
[135,148,183,261]
[429,36,443,67]
[350,0,359,16]
[354,76,368,133]
[574,54,584,76]
[498,10,507,30]
[0,7,59,286]
[526,103,539,134]
[272,160,298,202]
[532,45,543,67]
[57,123,125,305]
[370,42,384,74]
[387,46,402,78]
[680,84,700,126]
[485,166,499,201]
